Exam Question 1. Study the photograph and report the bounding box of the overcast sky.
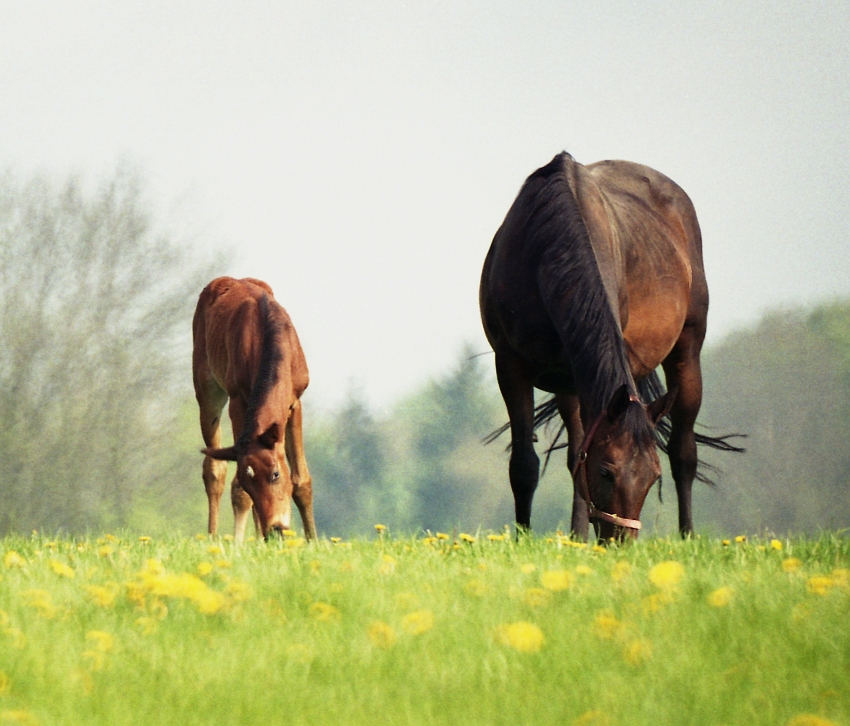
[2,1,848,410]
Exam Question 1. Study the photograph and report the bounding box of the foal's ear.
[257,422,281,450]
[202,446,238,462]
[647,387,678,425]
[606,384,632,422]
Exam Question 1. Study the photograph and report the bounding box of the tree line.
[1,167,848,537]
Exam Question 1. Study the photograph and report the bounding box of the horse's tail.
[485,372,747,482]
[637,370,746,485]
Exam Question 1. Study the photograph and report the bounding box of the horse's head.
[203,422,293,540]
[578,385,675,541]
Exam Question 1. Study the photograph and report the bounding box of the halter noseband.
[570,395,643,532]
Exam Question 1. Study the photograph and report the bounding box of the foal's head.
[203,421,292,539]
[579,385,675,541]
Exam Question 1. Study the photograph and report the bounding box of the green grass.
[1,530,848,726]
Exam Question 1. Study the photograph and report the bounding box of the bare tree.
[0,167,220,534]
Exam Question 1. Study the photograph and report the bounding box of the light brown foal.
[192,276,316,542]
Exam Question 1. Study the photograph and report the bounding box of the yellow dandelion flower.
[86,630,114,652]
[224,580,253,602]
[215,559,233,568]
[422,537,437,545]
[330,537,342,544]
[284,538,306,549]
[786,715,839,726]
[648,561,684,589]
[309,601,341,622]
[374,524,387,533]
[20,589,57,619]
[611,561,631,583]
[782,558,802,573]
[522,588,553,608]
[194,533,207,541]
[0,671,10,695]
[367,621,397,649]
[85,584,119,608]
[459,533,476,543]
[401,610,434,635]
[435,532,450,540]
[770,539,783,550]
[138,536,152,544]
[592,611,625,640]
[623,638,653,666]
[707,586,734,608]
[520,563,537,574]
[721,539,731,546]
[592,545,607,554]
[575,565,593,576]
[487,534,506,542]
[494,621,545,653]
[734,535,747,543]
[642,591,675,614]
[197,562,214,576]
[48,560,75,578]
[541,569,573,591]
[282,529,297,538]
[207,545,223,556]
[4,551,25,569]
[806,576,834,596]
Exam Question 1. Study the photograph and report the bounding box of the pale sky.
[2,1,848,410]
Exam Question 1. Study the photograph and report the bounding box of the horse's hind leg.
[286,400,317,541]
[662,324,705,537]
[496,351,539,531]
[197,383,229,536]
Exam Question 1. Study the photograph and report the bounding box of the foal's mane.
[236,293,285,450]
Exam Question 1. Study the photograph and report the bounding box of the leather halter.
[570,395,643,532]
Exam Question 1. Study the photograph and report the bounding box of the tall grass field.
[0,530,848,726]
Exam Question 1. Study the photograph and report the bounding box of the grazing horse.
[192,277,317,542]
[480,152,742,540]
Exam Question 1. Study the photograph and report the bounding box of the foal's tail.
[485,371,746,483]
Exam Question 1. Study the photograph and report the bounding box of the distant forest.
[1,169,848,537]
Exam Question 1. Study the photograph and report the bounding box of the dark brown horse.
[193,277,316,542]
[480,152,742,540]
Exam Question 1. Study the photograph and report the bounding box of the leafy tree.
[0,167,218,534]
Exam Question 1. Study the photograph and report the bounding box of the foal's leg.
[286,399,317,541]
[227,398,254,544]
[197,384,229,536]
[556,393,589,540]
[662,324,705,537]
[496,351,539,531]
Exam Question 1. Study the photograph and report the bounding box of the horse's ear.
[648,387,677,425]
[257,422,281,450]
[202,446,238,461]
[606,384,632,422]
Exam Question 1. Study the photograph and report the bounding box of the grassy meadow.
[0,529,848,726]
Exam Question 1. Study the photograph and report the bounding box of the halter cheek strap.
[570,397,643,532]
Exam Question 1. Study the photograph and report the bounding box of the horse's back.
[193,277,307,400]
[583,160,707,373]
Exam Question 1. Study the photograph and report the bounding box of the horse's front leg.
[196,383,229,536]
[496,352,539,531]
[556,393,589,540]
[286,399,317,541]
[662,325,705,537]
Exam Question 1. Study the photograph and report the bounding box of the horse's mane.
[236,293,285,450]
[484,152,655,459]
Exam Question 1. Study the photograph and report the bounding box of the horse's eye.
[270,471,281,483]
[599,466,614,480]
